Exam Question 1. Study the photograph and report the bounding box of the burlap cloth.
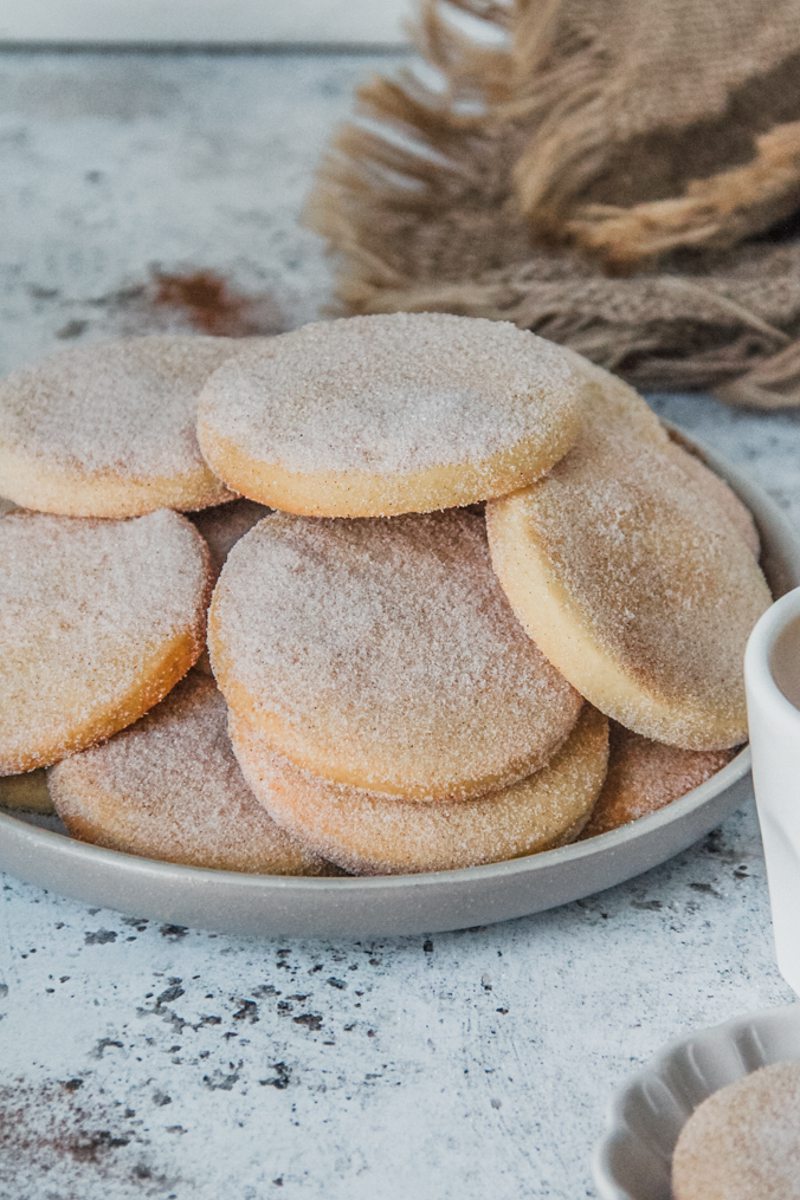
[308,0,800,408]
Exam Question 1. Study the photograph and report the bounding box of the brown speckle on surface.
[292,1013,323,1032]
[0,1079,179,1197]
[56,318,89,340]
[84,929,118,945]
[38,269,287,344]
[260,1063,291,1090]
[159,924,188,941]
[150,269,286,337]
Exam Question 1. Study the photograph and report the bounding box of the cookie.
[0,336,238,517]
[572,362,759,557]
[49,674,330,874]
[580,724,735,838]
[0,771,53,814]
[196,314,586,517]
[190,499,270,675]
[0,509,211,774]
[566,351,670,448]
[672,1061,800,1200]
[485,383,772,750]
[231,706,609,875]
[667,431,760,558]
[210,508,583,801]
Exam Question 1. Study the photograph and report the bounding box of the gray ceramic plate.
[593,1003,800,1199]
[1,434,799,937]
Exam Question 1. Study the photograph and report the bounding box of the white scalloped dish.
[594,1004,800,1199]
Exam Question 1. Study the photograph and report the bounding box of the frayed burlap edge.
[308,0,800,407]
[509,2,800,266]
[566,122,800,269]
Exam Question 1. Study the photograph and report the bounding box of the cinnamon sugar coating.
[575,356,759,555]
[231,706,609,875]
[581,724,735,837]
[486,379,772,750]
[0,336,238,517]
[672,1062,800,1200]
[196,313,586,516]
[49,674,330,875]
[210,508,583,800]
[667,431,760,557]
[0,509,211,774]
[564,350,670,448]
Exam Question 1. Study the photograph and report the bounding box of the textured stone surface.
[0,0,409,46]
[1,50,799,1200]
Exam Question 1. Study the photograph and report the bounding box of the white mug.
[745,586,800,996]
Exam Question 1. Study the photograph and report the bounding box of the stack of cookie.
[0,315,772,875]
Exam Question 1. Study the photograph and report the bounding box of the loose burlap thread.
[308,0,800,408]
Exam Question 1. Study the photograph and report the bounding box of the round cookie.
[0,509,211,774]
[210,508,583,801]
[580,724,735,838]
[231,706,609,875]
[191,499,270,675]
[570,356,760,557]
[672,1061,800,1200]
[485,383,772,751]
[667,431,760,558]
[564,350,670,449]
[0,336,239,517]
[196,313,587,517]
[0,771,53,814]
[49,674,330,875]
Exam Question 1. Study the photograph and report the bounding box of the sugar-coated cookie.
[49,674,331,874]
[571,361,759,557]
[0,770,53,814]
[231,706,608,875]
[196,314,586,517]
[565,350,670,448]
[563,358,759,556]
[0,336,238,517]
[667,430,760,557]
[210,509,583,801]
[672,1061,800,1200]
[581,724,734,838]
[486,382,772,750]
[0,509,211,774]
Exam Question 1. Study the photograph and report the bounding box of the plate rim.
[0,745,752,893]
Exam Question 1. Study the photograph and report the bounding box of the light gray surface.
[1,50,800,1200]
[0,0,410,46]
